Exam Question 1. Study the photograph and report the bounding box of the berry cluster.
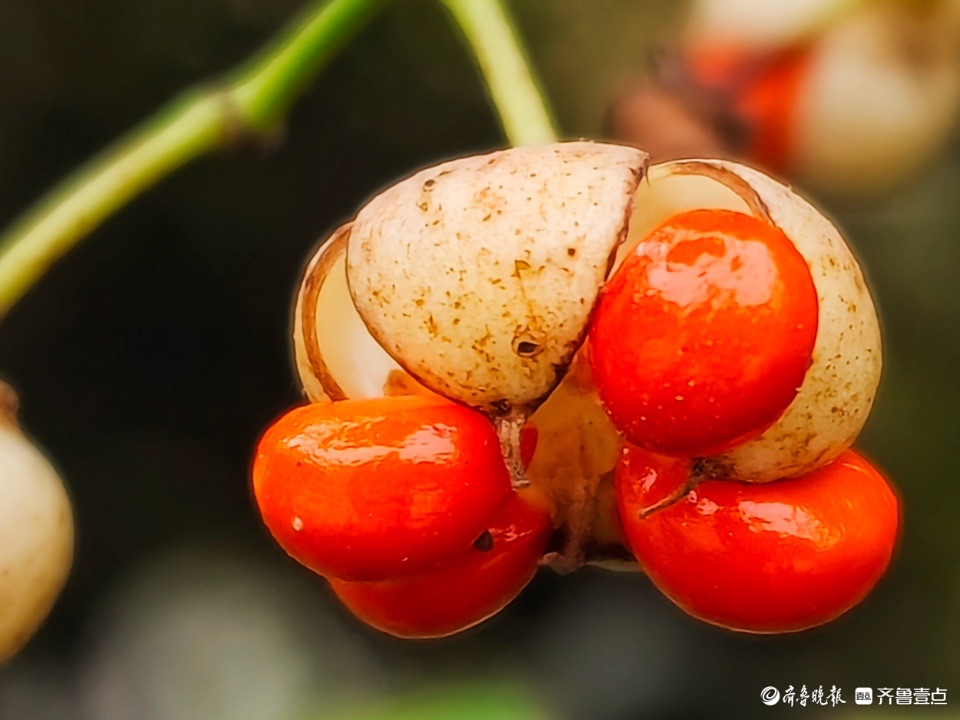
[252,142,899,638]
[588,208,898,632]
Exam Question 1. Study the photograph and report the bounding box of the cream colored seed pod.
[624,160,881,482]
[293,142,880,561]
[686,0,960,198]
[0,384,74,662]
[346,142,648,415]
[792,1,960,197]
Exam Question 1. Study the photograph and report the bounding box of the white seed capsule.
[0,386,74,662]
[686,0,960,198]
[627,159,881,481]
[792,2,960,197]
[344,142,648,414]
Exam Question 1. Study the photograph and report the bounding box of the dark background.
[1,1,958,718]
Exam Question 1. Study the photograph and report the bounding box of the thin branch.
[440,0,559,147]
[0,0,384,317]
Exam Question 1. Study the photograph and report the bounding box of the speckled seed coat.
[345,142,648,413]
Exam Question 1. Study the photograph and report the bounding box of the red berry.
[329,494,550,638]
[252,396,512,581]
[733,48,812,175]
[685,45,813,174]
[616,446,899,633]
[590,208,818,456]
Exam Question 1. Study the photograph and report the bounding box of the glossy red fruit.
[616,446,900,633]
[252,396,512,581]
[590,208,818,457]
[329,494,550,638]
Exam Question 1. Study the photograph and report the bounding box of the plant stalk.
[440,0,559,147]
[0,0,384,317]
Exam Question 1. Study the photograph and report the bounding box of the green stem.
[230,0,384,131]
[0,0,384,317]
[440,0,559,147]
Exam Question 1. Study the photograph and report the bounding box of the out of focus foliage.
[334,683,551,720]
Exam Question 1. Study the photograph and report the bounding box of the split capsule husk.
[293,141,881,565]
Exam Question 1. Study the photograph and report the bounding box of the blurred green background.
[1,1,958,718]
